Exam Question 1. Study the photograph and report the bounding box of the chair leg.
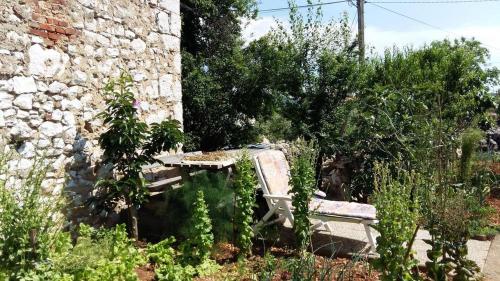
[362,221,376,253]
[323,222,334,236]
[252,204,279,232]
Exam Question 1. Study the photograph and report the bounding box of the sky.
[242,0,500,68]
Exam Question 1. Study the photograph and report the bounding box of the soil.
[136,242,381,281]
[487,188,500,226]
[183,151,231,162]
[136,264,155,281]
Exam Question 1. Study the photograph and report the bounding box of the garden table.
[143,148,267,194]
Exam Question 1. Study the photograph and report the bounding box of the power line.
[370,0,500,3]
[259,0,500,14]
[367,2,446,31]
[367,2,500,52]
[259,0,349,13]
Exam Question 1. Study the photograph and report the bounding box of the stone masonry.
[0,0,182,219]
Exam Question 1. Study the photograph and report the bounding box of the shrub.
[0,152,66,277]
[234,150,257,256]
[289,138,317,252]
[371,162,420,281]
[422,185,481,280]
[91,72,183,239]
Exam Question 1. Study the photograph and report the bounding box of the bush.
[422,185,481,280]
[0,152,66,277]
[371,162,420,281]
[234,150,257,256]
[289,138,317,252]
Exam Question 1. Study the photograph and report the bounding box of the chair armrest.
[263,194,292,201]
[314,190,327,198]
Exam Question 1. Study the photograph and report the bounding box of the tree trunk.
[129,205,139,240]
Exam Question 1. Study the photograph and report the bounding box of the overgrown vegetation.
[0,153,66,279]
[372,163,420,281]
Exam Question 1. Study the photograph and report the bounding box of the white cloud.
[366,25,500,67]
[241,17,281,43]
[243,17,500,66]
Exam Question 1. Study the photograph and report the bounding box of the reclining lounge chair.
[252,150,378,252]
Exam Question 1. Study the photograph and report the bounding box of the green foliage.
[459,129,484,183]
[181,190,215,265]
[164,172,234,241]
[52,224,145,281]
[14,224,145,281]
[92,71,183,238]
[234,151,257,256]
[371,163,420,281]
[421,185,481,281]
[181,0,274,151]
[0,152,66,277]
[289,138,317,252]
[338,39,499,199]
[147,237,196,281]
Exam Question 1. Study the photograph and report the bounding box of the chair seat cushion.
[309,198,377,220]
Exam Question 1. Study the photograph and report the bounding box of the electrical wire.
[259,0,349,13]
[370,0,500,3]
[367,2,500,52]
[259,0,500,14]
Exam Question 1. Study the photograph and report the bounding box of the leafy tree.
[337,39,499,199]
[234,151,257,256]
[91,72,183,239]
[181,0,276,151]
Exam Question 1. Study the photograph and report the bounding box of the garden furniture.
[252,150,378,252]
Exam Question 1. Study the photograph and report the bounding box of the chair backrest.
[253,150,291,208]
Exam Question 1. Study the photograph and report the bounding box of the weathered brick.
[29,28,48,38]
[64,28,77,35]
[55,27,66,34]
[48,32,62,41]
[39,23,55,32]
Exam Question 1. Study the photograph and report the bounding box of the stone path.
[278,220,492,271]
[483,235,500,281]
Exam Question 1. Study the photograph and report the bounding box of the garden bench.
[252,150,378,252]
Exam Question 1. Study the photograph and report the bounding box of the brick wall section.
[0,0,182,223]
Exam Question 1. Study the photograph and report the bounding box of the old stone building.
[0,0,182,212]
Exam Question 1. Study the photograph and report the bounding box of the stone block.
[12,76,37,94]
[28,44,69,78]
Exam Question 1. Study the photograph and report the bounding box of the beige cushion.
[256,150,291,195]
[310,198,376,220]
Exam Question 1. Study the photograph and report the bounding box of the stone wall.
[0,0,182,219]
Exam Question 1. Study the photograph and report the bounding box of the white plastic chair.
[252,150,378,252]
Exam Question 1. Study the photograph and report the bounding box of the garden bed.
[134,242,379,281]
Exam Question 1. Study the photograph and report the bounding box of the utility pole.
[357,0,365,62]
